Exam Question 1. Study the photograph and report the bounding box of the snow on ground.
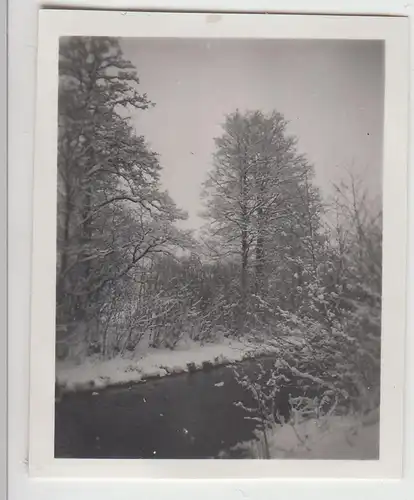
[56,338,282,392]
[221,411,380,460]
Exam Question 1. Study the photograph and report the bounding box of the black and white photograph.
[52,33,386,461]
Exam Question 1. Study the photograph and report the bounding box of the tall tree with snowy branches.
[201,109,323,334]
[56,37,189,353]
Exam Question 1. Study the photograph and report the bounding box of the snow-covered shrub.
[233,361,293,458]
[232,186,382,455]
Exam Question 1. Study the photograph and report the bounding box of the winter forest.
[55,37,382,460]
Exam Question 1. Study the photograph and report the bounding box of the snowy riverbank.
[220,411,380,460]
[56,338,284,393]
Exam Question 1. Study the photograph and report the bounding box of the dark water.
[55,358,292,459]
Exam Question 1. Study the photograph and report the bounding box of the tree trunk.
[56,177,72,344]
[239,166,249,336]
[73,188,93,342]
[241,225,249,302]
[254,165,268,296]
[255,208,265,295]
[58,190,71,286]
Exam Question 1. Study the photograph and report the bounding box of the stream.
[55,357,293,459]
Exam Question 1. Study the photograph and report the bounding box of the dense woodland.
[56,37,381,414]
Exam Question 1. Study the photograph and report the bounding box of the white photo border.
[1,0,7,496]
[28,9,409,480]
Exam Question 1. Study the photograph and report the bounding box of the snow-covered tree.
[232,174,382,454]
[56,37,190,356]
[201,109,323,335]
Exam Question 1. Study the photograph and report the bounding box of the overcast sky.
[121,38,384,230]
